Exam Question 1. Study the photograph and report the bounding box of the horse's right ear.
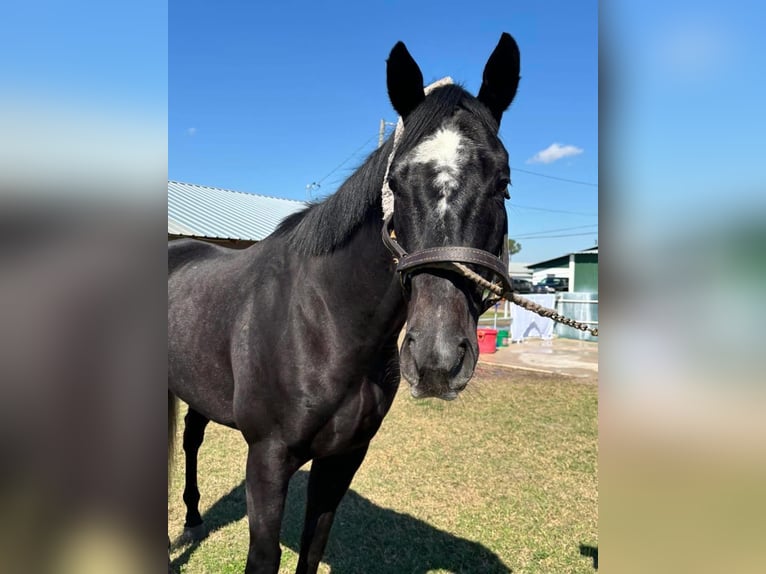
[387,42,425,120]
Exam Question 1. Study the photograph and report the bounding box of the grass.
[477,307,511,330]
[168,365,598,573]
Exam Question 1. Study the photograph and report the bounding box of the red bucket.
[477,328,498,354]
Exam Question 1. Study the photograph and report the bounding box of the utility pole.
[378,118,386,148]
[378,119,396,148]
[305,182,320,201]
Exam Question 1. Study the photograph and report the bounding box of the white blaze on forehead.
[411,127,464,170]
[409,127,465,215]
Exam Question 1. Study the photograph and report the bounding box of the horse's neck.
[328,208,407,346]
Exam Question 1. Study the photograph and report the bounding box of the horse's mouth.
[409,384,459,401]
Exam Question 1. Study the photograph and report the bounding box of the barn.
[527,246,598,293]
[526,246,599,341]
[508,261,533,280]
[167,180,307,248]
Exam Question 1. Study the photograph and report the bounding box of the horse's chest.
[310,379,396,457]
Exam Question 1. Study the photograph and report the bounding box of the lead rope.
[381,78,598,338]
[452,262,599,337]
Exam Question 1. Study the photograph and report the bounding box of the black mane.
[273,84,494,256]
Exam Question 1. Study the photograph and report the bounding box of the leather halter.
[381,213,513,312]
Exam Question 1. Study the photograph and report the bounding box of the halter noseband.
[381,213,512,312]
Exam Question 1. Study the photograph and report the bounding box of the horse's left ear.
[387,41,425,120]
[478,32,521,126]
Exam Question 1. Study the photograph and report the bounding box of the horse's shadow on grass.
[172,470,511,573]
[579,544,598,570]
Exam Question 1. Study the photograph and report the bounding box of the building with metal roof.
[508,261,533,279]
[525,246,599,342]
[168,181,307,247]
[528,246,598,293]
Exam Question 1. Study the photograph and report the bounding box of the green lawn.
[478,307,511,330]
[169,366,598,573]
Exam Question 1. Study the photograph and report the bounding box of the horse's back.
[168,238,230,276]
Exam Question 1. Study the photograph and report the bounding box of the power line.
[508,203,597,217]
[310,126,598,196]
[513,224,598,239]
[312,132,380,188]
[511,167,598,187]
[516,231,599,240]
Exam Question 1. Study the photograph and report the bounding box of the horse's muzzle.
[399,330,477,400]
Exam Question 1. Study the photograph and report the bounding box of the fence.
[479,292,599,343]
[554,292,599,342]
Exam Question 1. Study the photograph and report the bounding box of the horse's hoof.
[180,522,208,544]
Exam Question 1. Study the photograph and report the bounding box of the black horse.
[168,33,521,574]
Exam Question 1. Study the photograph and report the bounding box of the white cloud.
[526,142,583,164]
[186,127,197,136]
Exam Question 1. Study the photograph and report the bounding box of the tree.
[507,238,521,258]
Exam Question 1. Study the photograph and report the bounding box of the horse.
[168,32,521,574]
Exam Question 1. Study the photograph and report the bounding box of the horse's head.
[386,33,520,400]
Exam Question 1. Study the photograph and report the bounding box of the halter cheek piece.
[381,213,513,313]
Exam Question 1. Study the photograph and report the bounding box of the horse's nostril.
[402,332,418,353]
[450,340,469,376]
[399,332,420,384]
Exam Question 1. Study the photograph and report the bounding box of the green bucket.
[496,329,509,347]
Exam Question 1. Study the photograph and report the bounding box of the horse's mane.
[273,84,495,256]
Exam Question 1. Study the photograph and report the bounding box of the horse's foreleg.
[181,408,209,542]
[244,441,299,574]
[295,445,369,574]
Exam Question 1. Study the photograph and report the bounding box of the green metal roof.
[527,246,598,269]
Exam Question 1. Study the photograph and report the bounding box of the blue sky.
[606,1,766,240]
[3,2,167,202]
[170,1,598,264]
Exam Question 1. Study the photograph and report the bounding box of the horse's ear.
[478,32,521,126]
[387,41,425,120]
